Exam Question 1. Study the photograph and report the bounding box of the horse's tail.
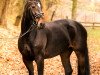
[75,21,90,75]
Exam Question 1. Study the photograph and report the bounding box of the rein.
[19,22,36,38]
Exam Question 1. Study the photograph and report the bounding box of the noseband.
[34,12,44,19]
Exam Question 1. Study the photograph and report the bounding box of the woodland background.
[0,0,100,75]
[0,0,100,27]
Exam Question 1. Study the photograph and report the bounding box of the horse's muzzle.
[35,12,44,19]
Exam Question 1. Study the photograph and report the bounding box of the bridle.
[19,1,44,38]
[34,12,44,19]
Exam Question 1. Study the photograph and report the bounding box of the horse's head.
[25,0,44,24]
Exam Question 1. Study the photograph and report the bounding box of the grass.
[86,27,100,51]
[87,27,100,38]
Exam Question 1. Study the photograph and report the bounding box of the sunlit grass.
[87,27,100,38]
[86,27,100,51]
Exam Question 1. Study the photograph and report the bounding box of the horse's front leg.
[35,55,44,75]
[23,57,34,75]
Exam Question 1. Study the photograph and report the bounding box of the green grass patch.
[86,27,100,38]
[86,27,100,51]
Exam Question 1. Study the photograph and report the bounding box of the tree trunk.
[14,0,25,26]
[41,0,50,21]
[50,8,57,21]
[72,0,77,20]
[14,15,22,26]
[0,0,10,28]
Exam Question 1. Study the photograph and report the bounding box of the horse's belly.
[44,39,68,59]
[43,48,60,58]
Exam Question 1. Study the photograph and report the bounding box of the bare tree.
[41,0,48,21]
[41,0,59,21]
[0,0,10,28]
[50,7,57,21]
[72,0,77,20]
[14,0,25,26]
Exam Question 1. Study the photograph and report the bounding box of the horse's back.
[45,19,85,31]
[44,19,87,40]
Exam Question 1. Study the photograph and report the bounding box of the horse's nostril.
[35,13,44,19]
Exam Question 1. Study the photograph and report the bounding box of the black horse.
[18,0,90,75]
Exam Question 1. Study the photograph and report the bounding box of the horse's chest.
[18,38,34,60]
[34,30,47,49]
[29,30,47,56]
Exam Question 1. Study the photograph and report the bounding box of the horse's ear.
[25,0,34,2]
[25,0,30,3]
[25,0,34,3]
[25,0,41,2]
[34,0,41,2]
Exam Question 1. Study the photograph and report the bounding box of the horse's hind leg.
[60,50,73,75]
[23,57,34,75]
[74,44,90,75]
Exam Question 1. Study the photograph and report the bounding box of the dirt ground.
[0,27,100,75]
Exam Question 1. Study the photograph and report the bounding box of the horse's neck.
[21,15,33,34]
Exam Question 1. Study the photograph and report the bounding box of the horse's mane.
[22,1,34,21]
